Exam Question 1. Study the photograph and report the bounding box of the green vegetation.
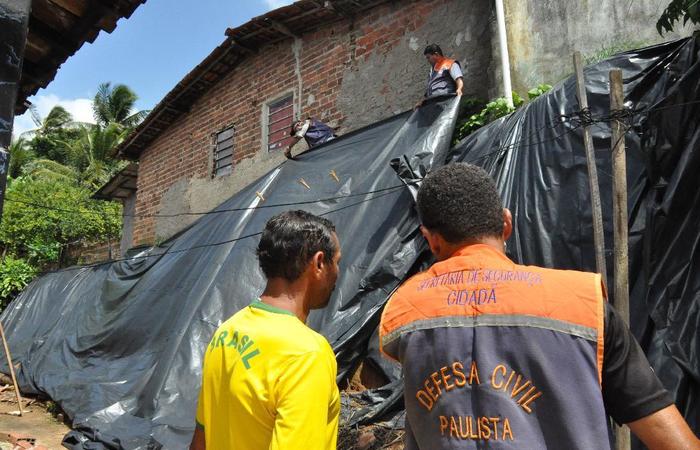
[0,83,147,307]
[657,0,700,35]
[454,85,552,143]
[584,40,650,66]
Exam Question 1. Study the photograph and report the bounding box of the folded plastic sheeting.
[3,36,700,449]
[0,98,460,449]
[450,37,700,435]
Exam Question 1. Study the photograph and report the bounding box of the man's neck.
[442,237,505,260]
[260,278,310,322]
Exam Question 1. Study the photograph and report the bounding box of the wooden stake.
[610,68,631,450]
[0,322,22,416]
[573,52,608,287]
[298,178,311,190]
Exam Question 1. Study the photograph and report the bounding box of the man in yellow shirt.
[190,210,342,450]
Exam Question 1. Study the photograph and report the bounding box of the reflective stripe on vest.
[379,244,607,449]
[426,57,458,97]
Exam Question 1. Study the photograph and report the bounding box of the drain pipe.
[495,0,514,107]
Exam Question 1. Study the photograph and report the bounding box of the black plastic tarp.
[0,98,460,449]
[450,36,700,433]
[2,36,700,449]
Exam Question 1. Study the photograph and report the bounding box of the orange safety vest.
[380,244,608,449]
[426,56,459,97]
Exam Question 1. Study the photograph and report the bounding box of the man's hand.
[414,99,424,110]
[284,148,293,159]
[456,78,464,96]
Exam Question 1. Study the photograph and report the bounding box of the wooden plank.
[610,69,631,450]
[48,0,88,17]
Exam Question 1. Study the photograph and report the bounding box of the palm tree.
[23,105,81,165]
[65,123,124,188]
[93,83,148,130]
[22,159,78,184]
[7,137,35,178]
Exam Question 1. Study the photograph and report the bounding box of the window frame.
[212,125,235,177]
[262,91,296,153]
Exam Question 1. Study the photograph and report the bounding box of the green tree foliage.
[0,81,140,306]
[8,137,34,179]
[93,82,149,130]
[0,256,37,309]
[454,85,552,143]
[657,0,700,34]
[65,123,126,189]
[0,176,121,265]
[24,105,81,164]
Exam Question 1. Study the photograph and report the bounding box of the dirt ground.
[0,388,69,450]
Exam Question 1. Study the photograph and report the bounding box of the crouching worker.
[379,163,699,449]
[191,210,342,450]
[286,118,336,159]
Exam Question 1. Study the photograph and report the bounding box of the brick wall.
[67,240,121,265]
[132,0,476,245]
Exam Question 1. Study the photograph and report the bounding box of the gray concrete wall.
[502,0,696,95]
[338,0,494,129]
[155,150,287,240]
[120,193,135,254]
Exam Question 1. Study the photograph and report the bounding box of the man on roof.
[286,117,336,159]
[415,43,464,109]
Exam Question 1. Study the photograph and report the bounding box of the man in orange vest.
[416,43,464,109]
[379,163,699,449]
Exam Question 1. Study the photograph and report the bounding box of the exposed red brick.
[132,0,441,245]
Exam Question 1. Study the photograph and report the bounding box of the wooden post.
[0,322,22,416]
[573,52,608,286]
[610,68,630,450]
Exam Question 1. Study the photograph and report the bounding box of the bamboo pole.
[0,322,22,416]
[573,52,607,286]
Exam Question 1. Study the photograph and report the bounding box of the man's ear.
[421,225,441,257]
[312,251,325,274]
[502,208,513,241]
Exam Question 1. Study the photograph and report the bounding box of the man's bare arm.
[455,77,464,96]
[628,404,700,450]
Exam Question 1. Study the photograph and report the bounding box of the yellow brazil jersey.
[195,299,340,450]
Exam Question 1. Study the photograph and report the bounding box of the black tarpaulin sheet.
[450,36,700,434]
[0,97,460,449]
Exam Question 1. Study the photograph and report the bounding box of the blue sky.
[13,0,294,136]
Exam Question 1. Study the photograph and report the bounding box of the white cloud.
[264,0,295,10]
[11,93,95,139]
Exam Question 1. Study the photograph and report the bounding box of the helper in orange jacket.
[379,163,699,449]
[415,43,464,109]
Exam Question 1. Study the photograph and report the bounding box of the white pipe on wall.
[495,0,514,107]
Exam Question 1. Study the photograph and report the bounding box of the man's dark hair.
[257,210,337,281]
[423,44,443,56]
[417,163,503,243]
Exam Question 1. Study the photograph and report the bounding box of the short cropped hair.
[423,44,443,56]
[417,163,503,243]
[257,210,337,281]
